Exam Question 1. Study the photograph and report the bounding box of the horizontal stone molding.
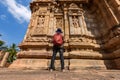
[19,42,48,48]
[17,51,50,59]
[69,51,115,60]
[17,51,69,59]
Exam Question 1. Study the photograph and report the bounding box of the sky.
[0,0,32,47]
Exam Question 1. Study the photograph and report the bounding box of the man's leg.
[59,48,64,70]
[50,47,57,70]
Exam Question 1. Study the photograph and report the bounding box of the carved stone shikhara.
[9,0,120,70]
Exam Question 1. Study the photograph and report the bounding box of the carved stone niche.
[32,15,45,36]
[68,3,88,36]
[48,13,64,35]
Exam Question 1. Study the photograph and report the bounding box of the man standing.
[49,28,65,72]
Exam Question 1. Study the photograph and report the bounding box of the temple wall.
[9,0,120,70]
[94,0,120,69]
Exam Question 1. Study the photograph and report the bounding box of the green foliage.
[0,34,18,63]
[0,40,7,51]
[6,43,18,63]
[0,40,4,46]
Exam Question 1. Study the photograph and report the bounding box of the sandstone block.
[9,59,49,70]
[69,51,114,59]
[69,59,114,70]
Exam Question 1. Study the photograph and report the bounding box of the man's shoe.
[49,69,53,72]
[61,69,65,72]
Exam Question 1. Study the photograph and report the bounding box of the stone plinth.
[69,59,114,70]
[9,59,48,70]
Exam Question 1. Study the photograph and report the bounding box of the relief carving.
[72,16,79,28]
[33,16,45,34]
[56,18,63,29]
[48,16,63,35]
[72,16,80,34]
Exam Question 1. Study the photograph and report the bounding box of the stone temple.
[10,0,120,70]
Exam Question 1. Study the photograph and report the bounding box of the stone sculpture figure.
[34,16,45,34]
[72,16,80,34]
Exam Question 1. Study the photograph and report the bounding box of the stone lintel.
[17,51,69,59]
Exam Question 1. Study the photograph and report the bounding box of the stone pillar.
[64,7,69,42]
[48,12,54,35]
[44,15,50,35]
[0,52,9,67]
[81,13,88,36]
[46,8,50,35]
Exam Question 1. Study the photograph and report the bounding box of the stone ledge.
[69,52,115,59]
[17,51,50,59]
[17,51,69,59]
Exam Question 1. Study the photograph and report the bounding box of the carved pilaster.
[64,7,69,42]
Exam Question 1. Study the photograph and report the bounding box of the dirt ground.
[0,68,120,80]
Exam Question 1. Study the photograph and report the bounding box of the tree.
[0,35,7,51]
[0,34,18,63]
[7,43,18,63]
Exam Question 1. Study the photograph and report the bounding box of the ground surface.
[0,68,120,80]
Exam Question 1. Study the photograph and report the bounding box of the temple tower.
[10,0,120,70]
